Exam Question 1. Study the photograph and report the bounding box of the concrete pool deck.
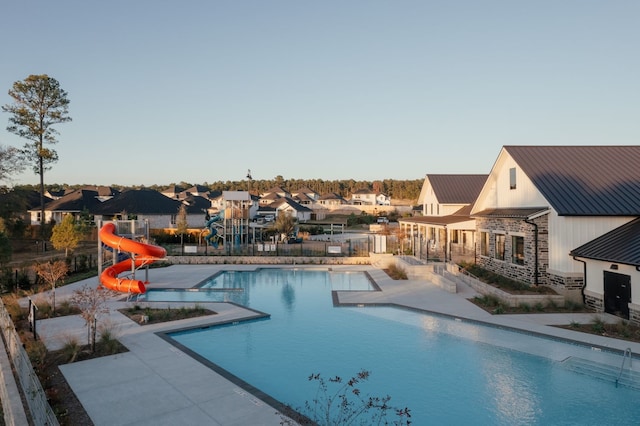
[24,264,640,425]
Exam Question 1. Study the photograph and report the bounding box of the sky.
[1,1,638,187]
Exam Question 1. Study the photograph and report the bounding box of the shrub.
[98,323,121,355]
[61,337,82,363]
[387,264,408,280]
[280,370,411,426]
[591,316,606,334]
[25,339,48,368]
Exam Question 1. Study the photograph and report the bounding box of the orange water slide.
[99,223,166,294]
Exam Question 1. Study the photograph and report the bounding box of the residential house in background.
[91,188,194,230]
[291,187,320,205]
[349,188,391,206]
[317,192,347,206]
[29,189,104,225]
[471,145,640,310]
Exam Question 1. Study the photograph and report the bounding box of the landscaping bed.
[4,295,215,425]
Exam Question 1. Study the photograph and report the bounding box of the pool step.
[562,357,640,391]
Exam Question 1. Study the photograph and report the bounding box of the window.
[170,214,177,225]
[509,167,517,190]
[512,236,524,265]
[480,232,489,256]
[509,167,516,189]
[495,234,505,260]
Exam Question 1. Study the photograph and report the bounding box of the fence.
[0,299,59,426]
[162,238,394,258]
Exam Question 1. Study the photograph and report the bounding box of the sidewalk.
[29,264,640,425]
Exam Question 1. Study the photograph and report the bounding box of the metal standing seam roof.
[400,215,473,226]
[427,174,488,204]
[505,145,640,216]
[471,207,550,219]
[570,218,640,266]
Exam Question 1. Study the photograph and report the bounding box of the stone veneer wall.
[583,289,603,312]
[547,271,584,299]
[629,303,640,326]
[476,215,549,286]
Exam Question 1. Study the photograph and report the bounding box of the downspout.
[573,256,587,305]
[523,218,539,286]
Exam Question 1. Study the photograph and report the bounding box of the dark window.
[510,167,517,190]
[495,234,505,260]
[480,232,489,256]
[512,236,524,265]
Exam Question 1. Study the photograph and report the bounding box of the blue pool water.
[159,269,640,425]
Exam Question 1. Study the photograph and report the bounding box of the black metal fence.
[162,238,393,257]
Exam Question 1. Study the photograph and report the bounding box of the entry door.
[603,271,631,319]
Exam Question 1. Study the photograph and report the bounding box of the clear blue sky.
[1,1,638,187]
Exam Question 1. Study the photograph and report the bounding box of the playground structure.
[98,221,166,294]
[204,191,253,252]
[204,212,224,248]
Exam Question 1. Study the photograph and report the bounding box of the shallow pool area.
[162,269,640,424]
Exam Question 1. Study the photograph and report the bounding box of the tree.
[70,284,112,352]
[2,74,71,237]
[0,144,25,182]
[51,214,83,257]
[176,204,188,254]
[273,212,295,242]
[34,260,68,315]
[0,230,11,266]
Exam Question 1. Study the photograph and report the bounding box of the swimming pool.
[162,269,640,425]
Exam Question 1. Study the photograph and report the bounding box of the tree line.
[15,177,423,203]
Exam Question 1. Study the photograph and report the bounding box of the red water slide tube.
[99,223,166,293]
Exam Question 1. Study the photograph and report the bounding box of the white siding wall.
[494,157,548,208]
[549,213,635,272]
[441,204,465,216]
[583,260,640,305]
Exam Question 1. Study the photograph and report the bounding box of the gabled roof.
[291,187,318,196]
[505,145,640,216]
[0,189,50,211]
[352,188,375,195]
[182,195,212,214]
[318,192,346,201]
[270,197,312,212]
[262,186,290,196]
[39,189,103,212]
[428,174,488,204]
[293,193,315,203]
[570,218,640,266]
[92,189,182,215]
[76,185,119,197]
[161,185,184,197]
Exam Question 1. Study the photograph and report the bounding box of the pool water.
[165,269,640,425]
